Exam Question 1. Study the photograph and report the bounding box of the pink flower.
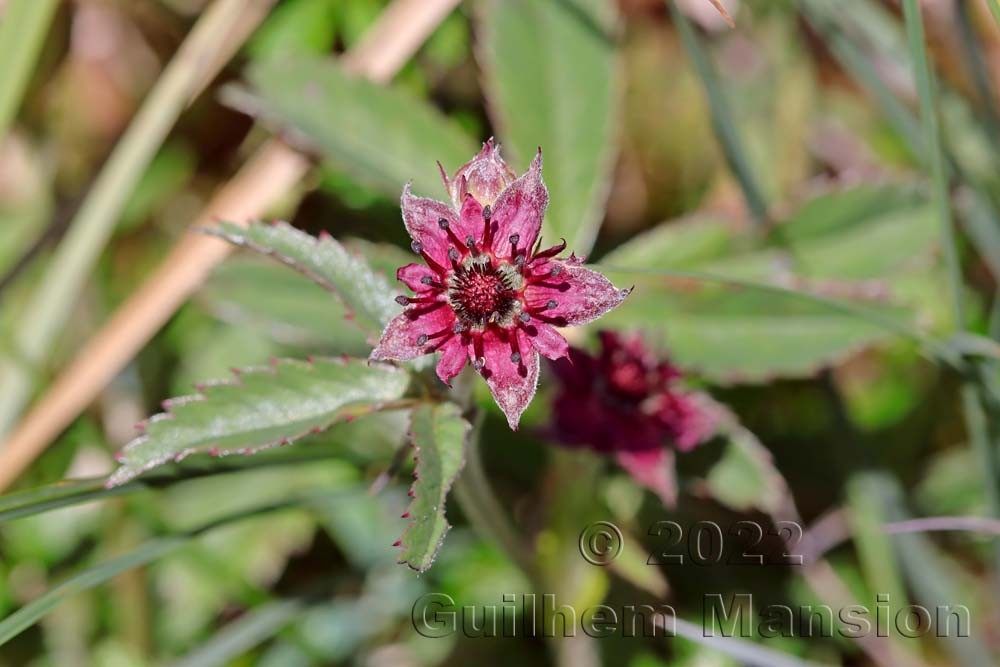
[371,140,631,429]
[549,331,716,505]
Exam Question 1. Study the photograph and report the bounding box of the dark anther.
[482,205,492,220]
[550,264,563,276]
[466,236,476,248]
[509,234,520,246]
[438,218,449,229]
[546,300,558,310]
[420,276,434,285]
[453,322,467,334]
[448,247,460,261]
[510,352,522,364]
[519,312,531,323]
[473,358,486,371]
[411,240,423,254]
[514,254,526,267]
[394,295,410,305]
[416,334,429,345]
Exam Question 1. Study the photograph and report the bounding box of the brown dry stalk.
[0,0,463,491]
[707,0,735,28]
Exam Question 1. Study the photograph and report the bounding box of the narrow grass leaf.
[670,1,768,226]
[169,598,305,667]
[0,498,308,647]
[874,473,995,667]
[0,0,60,138]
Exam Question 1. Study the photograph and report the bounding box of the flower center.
[448,259,518,327]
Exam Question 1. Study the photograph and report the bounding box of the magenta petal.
[450,138,516,209]
[481,329,539,430]
[489,150,547,258]
[370,304,454,362]
[457,194,485,247]
[397,263,437,292]
[525,263,631,326]
[522,321,569,361]
[401,184,459,266]
[436,337,469,385]
[616,448,677,508]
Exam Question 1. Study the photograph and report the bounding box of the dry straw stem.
[0,0,273,437]
[707,0,735,28]
[0,0,464,491]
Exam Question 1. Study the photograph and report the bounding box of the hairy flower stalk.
[372,140,631,428]
[549,331,715,505]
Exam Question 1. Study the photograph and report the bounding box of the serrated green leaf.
[200,257,370,352]
[601,274,910,382]
[232,55,477,198]
[600,185,941,381]
[206,221,398,338]
[0,413,407,524]
[397,402,469,572]
[478,0,619,253]
[601,214,736,269]
[108,358,409,487]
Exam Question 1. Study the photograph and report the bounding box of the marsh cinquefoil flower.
[550,332,715,505]
[371,140,631,428]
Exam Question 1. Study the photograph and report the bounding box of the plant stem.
[0,0,266,438]
[670,1,769,227]
[902,0,964,326]
[902,0,1000,597]
[0,0,60,140]
[449,372,539,583]
[452,431,539,583]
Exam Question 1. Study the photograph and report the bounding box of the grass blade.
[874,473,995,667]
[0,497,310,646]
[901,0,963,326]
[169,598,305,667]
[0,537,184,646]
[669,1,769,226]
[0,0,60,140]
[670,617,829,667]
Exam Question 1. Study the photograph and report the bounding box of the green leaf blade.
[600,184,944,381]
[478,0,619,253]
[235,55,477,198]
[398,402,469,573]
[207,221,399,338]
[108,358,410,487]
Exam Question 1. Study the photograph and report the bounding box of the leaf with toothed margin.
[107,358,410,487]
[396,402,469,572]
[205,221,400,339]
[226,55,477,198]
